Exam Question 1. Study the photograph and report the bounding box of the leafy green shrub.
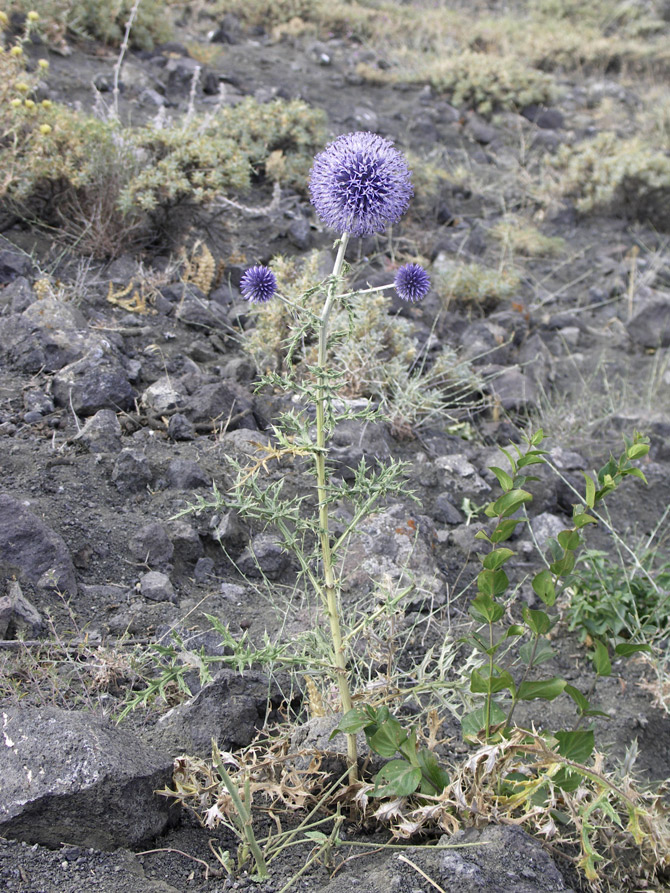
[9,0,173,49]
[3,95,326,256]
[413,51,555,118]
[567,549,670,642]
[434,259,520,312]
[491,218,565,257]
[553,132,670,230]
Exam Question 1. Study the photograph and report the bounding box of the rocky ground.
[2,2,670,892]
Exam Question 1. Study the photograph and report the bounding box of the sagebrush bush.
[553,132,670,230]
[402,51,555,117]
[3,93,326,255]
[435,259,520,312]
[491,218,565,257]
[8,0,173,49]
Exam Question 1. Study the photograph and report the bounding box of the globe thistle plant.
[239,134,429,783]
[309,131,413,237]
[395,263,431,302]
[240,265,277,303]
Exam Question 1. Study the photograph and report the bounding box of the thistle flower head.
[240,265,277,303]
[394,263,431,302]
[309,132,413,236]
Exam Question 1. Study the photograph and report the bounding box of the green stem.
[315,233,358,783]
[212,754,268,879]
[485,620,494,741]
[505,631,540,730]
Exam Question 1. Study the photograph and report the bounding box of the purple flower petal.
[394,263,430,302]
[240,265,277,303]
[309,132,413,236]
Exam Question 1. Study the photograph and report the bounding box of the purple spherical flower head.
[240,265,277,303]
[309,132,413,237]
[395,263,430,302]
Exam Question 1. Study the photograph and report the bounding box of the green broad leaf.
[626,443,649,460]
[461,702,507,740]
[491,518,524,543]
[304,831,329,842]
[417,749,449,794]
[517,677,566,701]
[592,639,612,677]
[555,729,595,762]
[564,684,590,713]
[371,760,421,798]
[491,488,533,518]
[520,637,555,666]
[549,550,575,577]
[614,642,652,656]
[516,453,548,469]
[474,529,492,543]
[625,467,648,484]
[331,706,372,736]
[532,569,556,606]
[369,717,407,758]
[558,529,580,551]
[530,430,545,445]
[470,592,505,624]
[573,510,597,529]
[489,466,514,491]
[522,605,553,635]
[506,624,525,638]
[471,667,516,695]
[477,567,509,598]
[498,446,517,475]
[583,472,596,508]
[482,547,515,570]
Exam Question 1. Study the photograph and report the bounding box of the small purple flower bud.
[309,131,413,236]
[240,265,277,303]
[394,263,430,302]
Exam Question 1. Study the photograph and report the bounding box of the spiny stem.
[315,233,358,783]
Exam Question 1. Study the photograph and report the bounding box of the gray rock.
[153,668,277,757]
[0,706,175,849]
[0,580,43,639]
[459,320,509,364]
[111,449,152,493]
[486,365,539,411]
[0,277,34,313]
[522,104,564,129]
[211,509,245,549]
[185,380,256,429]
[287,215,312,250]
[0,297,93,373]
[194,556,215,582]
[330,418,394,480]
[341,503,445,601]
[449,522,488,554]
[0,248,33,283]
[52,355,136,416]
[130,523,174,568]
[627,296,670,347]
[176,296,226,330]
[530,512,567,548]
[75,409,122,452]
[140,571,176,603]
[166,458,210,490]
[237,534,289,579]
[167,412,195,441]
[141,377,187,415]
[434,493,464,525]
[167,520,204,563]
[0,494,77,597]
[318,823,573,892]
